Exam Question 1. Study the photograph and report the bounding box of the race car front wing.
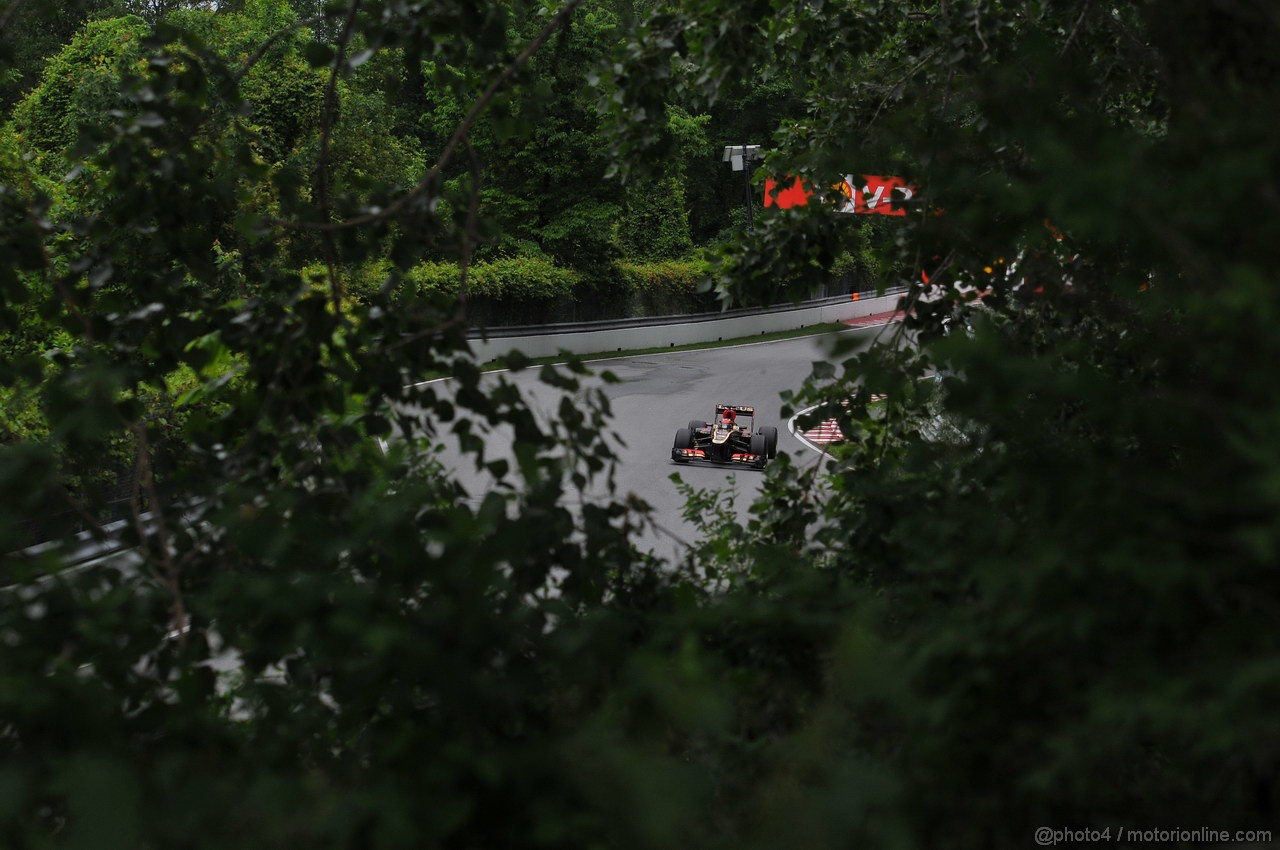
[672,447,764,464]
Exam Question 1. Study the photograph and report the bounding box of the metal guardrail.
[471,285,911,337]
[464,286,911,362]
[4,515,141,589]
[468,288,909,339]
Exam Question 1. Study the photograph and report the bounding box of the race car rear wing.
[715,404,755,416]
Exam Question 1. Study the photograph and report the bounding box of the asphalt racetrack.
[419,325,889,565]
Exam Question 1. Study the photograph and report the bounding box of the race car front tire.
[760,426,779,458]
[750,433,768,468]
[673,427,694,462]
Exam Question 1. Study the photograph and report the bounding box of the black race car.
[671,404,779,469]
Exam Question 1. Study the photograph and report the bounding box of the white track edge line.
[787,403,834,456]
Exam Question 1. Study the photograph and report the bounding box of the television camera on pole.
[723,144,761,231]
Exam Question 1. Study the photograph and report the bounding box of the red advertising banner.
[764,174,917,216]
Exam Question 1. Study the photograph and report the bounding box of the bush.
[398,256,578,325]
[304,255,722,325]
[830,249,878,294]
[305,258,394,303]
[302,256,583,318]
[615,258,716,316]
[407,256,580,301]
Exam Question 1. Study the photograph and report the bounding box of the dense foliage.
[2,0,1278,847]
[3,0,784,307]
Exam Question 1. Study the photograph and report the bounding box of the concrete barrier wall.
[467,290,906,362]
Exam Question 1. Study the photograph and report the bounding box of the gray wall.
[467,291,905,362]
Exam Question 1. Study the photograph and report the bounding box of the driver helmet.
[722,409,736,424]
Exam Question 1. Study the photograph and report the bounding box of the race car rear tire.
[687,420,707,432]
[760,426,779,458]
[750,433,768,468]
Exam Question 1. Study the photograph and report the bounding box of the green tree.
[616,107,706,261]
[8,15,150,160]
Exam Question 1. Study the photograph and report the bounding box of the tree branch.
[454,138,484,322]
[1061,1,1091,56]
[233,17,315,83]
[315,0,363,315]
[0,0,29,33]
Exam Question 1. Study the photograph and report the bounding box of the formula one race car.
[671,404,779,469]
